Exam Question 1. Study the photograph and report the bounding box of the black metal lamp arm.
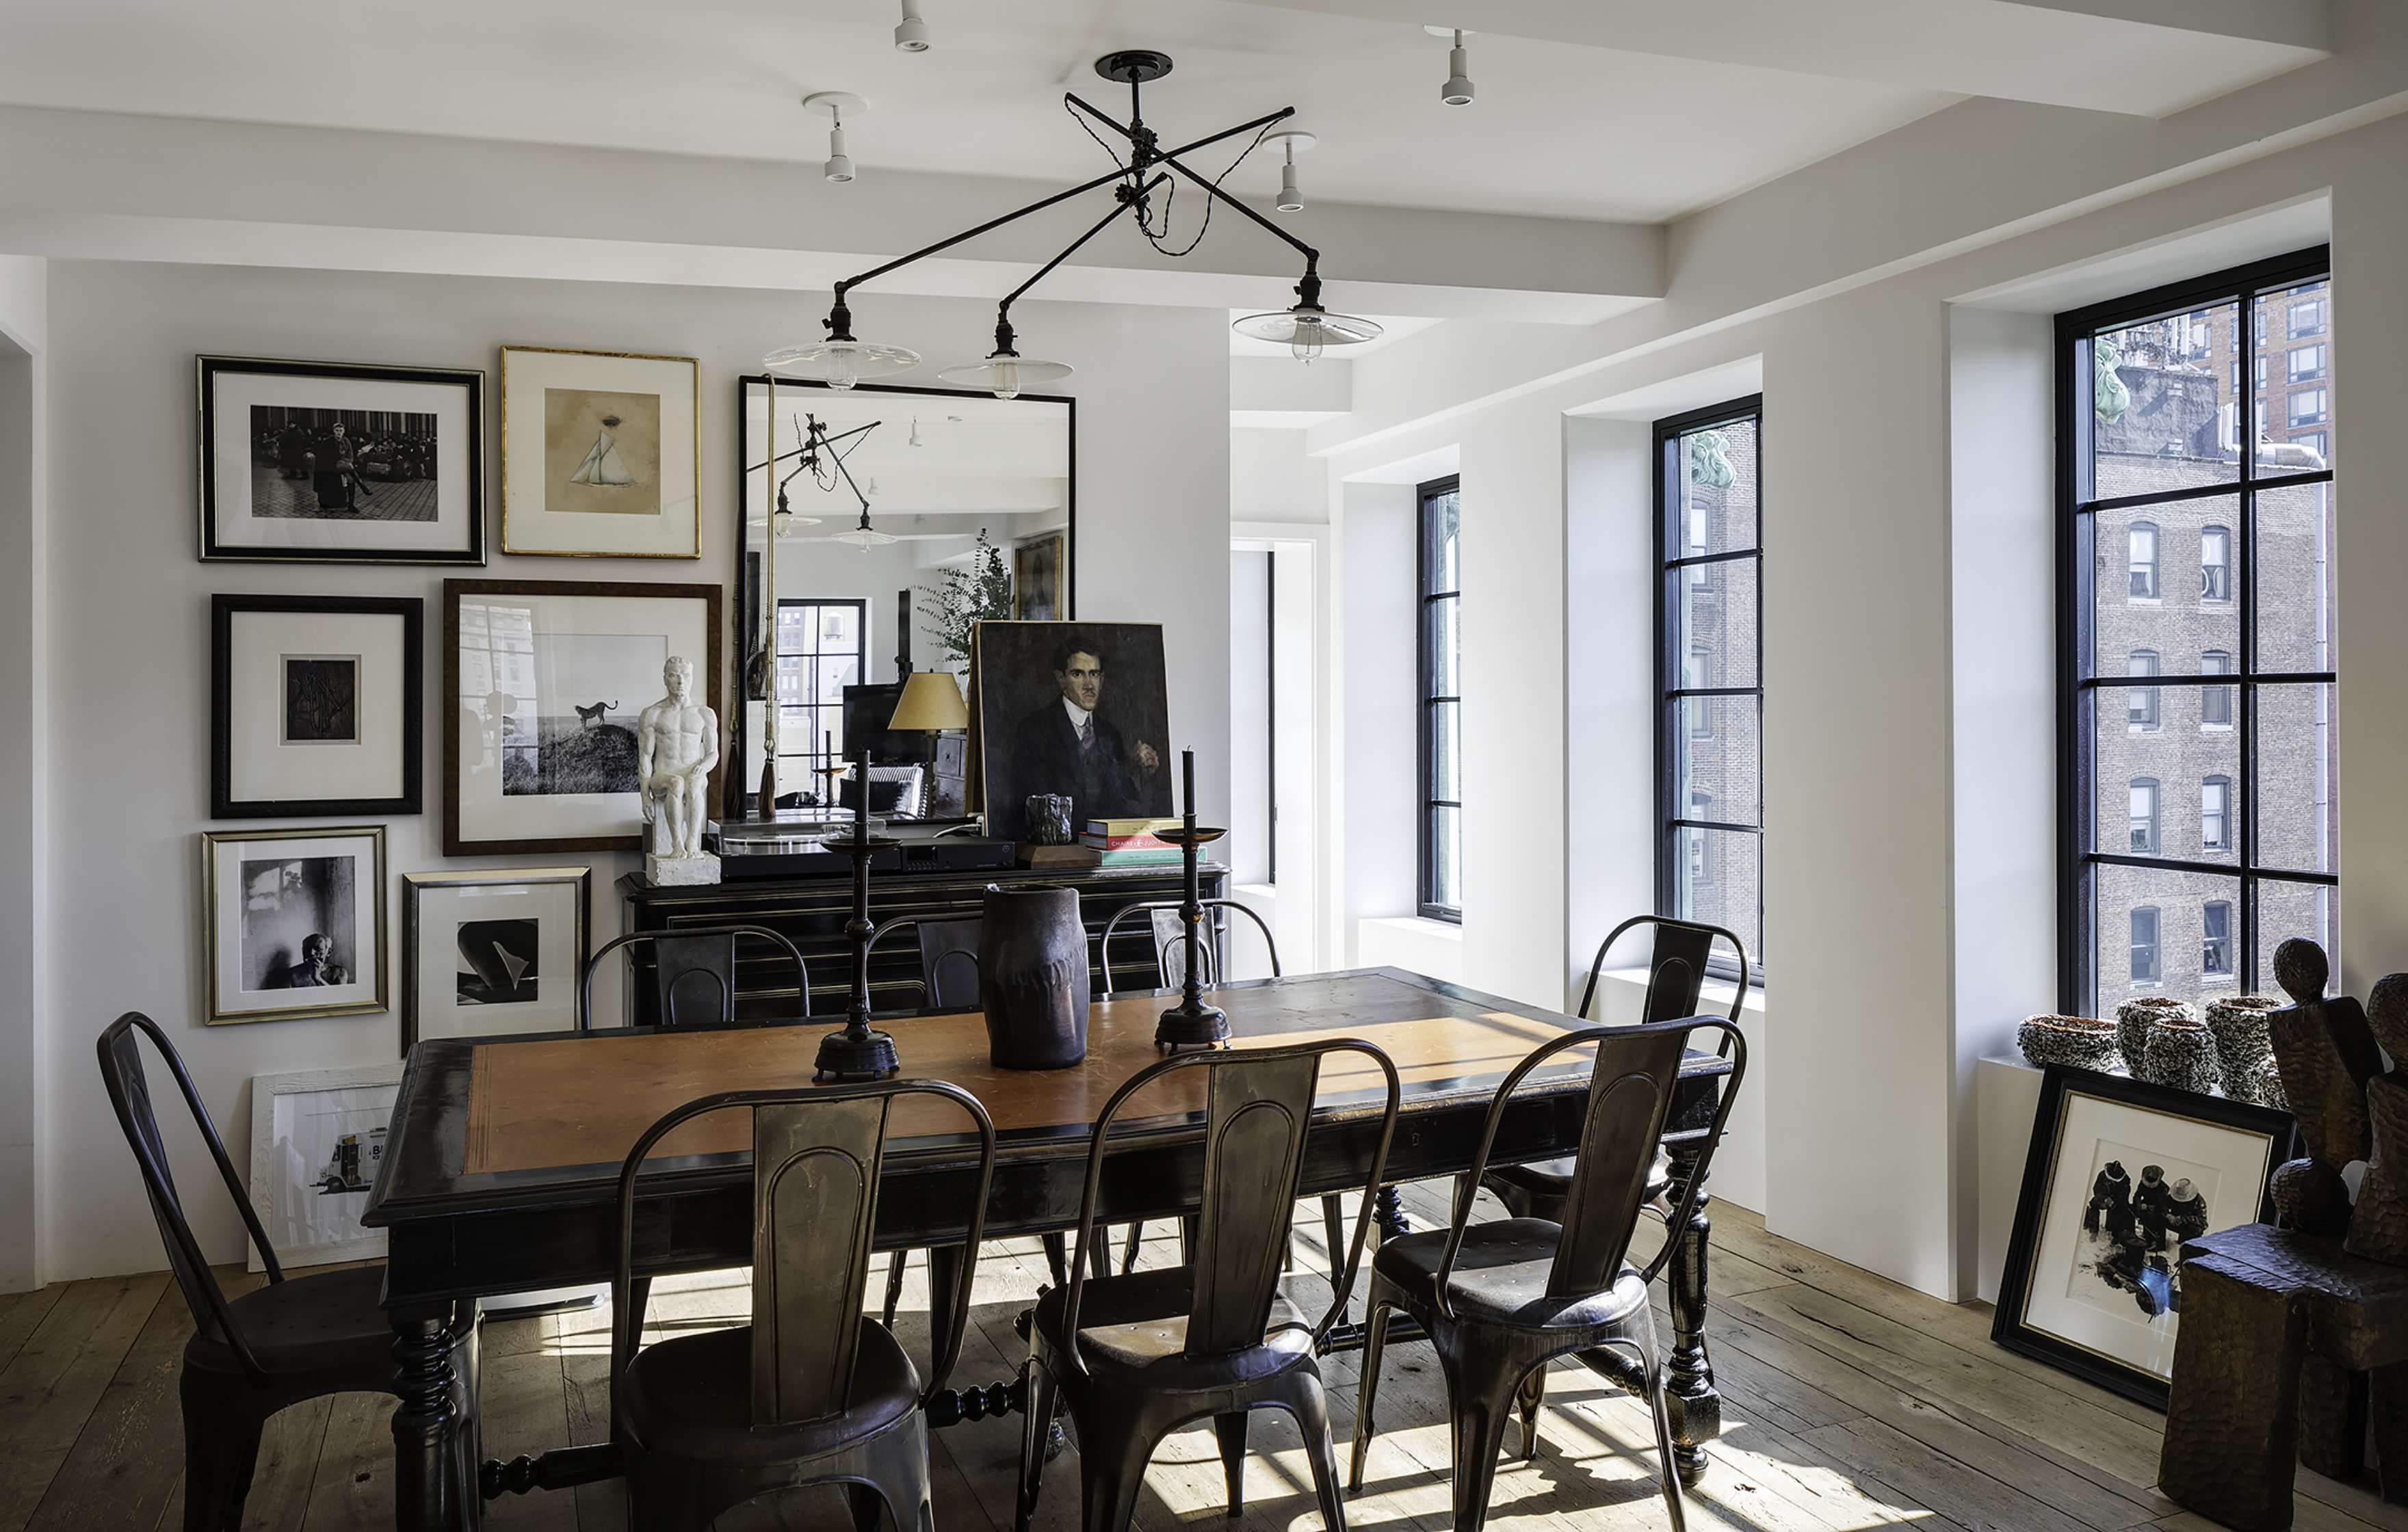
[989,171,1170,356]
[1064,92,1321,280]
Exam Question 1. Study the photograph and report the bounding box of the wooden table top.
[363,968,1729,1226]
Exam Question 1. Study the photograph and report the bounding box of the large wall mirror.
[732,378,1075,823]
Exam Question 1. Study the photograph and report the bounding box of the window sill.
[1363,916,1462,943]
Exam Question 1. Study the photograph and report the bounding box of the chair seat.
[1374,1219,1652,1330]
[1487,1147,1675,1204]
[1031,1265,1314,1389]
[183,1263,403,1383]
[622,1318,921,1468]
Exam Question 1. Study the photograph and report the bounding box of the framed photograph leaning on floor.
[1993,1064,2294,1407]
[402,867,592,1054]
[248,1062,404,1270]
[499,345,699,558]
[198,355,484,564]
[201,825,388,1025]
[211,594,423,817]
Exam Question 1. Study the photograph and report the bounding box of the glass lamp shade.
[1231,305,1383,362]
[770,510,822,536]
[761,337,921,391]
[936,352,1073,400]
[830,518,901,549]
[888,670,969,731]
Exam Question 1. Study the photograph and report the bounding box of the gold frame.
[499,345,702,559]
[202,825,390,1025]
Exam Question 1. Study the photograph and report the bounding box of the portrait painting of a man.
[976,622,1173,842]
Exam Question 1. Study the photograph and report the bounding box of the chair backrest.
[95,1012,277,1379]
[1443,1018,1747,1317]
[579,924,812,1031]
[1056,1038,1398,1375]
[608,1079,995,1431]
[1575,915,1749,1033]
[1097,899,1282,998]
[862,916,984,1009]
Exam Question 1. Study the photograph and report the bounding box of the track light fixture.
[894,0,930,53]
[1267,129,1313,214]
[803,92,865,184]
[1429,25,1474,105]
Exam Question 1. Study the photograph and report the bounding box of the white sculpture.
[637,655,720,885]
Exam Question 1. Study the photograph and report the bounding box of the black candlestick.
[815,744,901,1082]
[1154,748,1229,1051]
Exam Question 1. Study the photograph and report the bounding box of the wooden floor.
[5,1181,2405,1531]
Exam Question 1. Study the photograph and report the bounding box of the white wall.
[1230,549,1272,888]
[1335,481,1417,964]
[1231,428,1326,525]
[35,261,1229,1283]
[0,254,45,1291]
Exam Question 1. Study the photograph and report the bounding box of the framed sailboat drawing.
[499,346,700,558]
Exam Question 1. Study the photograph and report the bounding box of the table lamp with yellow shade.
[887,669,969,733]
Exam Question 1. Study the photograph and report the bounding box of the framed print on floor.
[500,346,700,558]
[198,355,485,564]
[211,594,423,817]
[202,826,388,1025]
[445,579,722,856]
[402,867,592,1054]
[1992,1064,2294,1407]
[248,1062,404,1269]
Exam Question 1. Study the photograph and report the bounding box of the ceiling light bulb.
[1278,157,1303,214]
[824,117,854,183]
[1233,302,1383,360]
[991,358,1021,399]
[1443,30,1474,105]
[894,0,930,53]
[936,350,1073,397]
[1291,314,1325,364]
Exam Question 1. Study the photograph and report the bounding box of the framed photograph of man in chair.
[974,621,1171,842]
[201,825,388,1025]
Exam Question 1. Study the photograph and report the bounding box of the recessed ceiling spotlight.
[894,0,931,53]
[1425,25,1474,105]
[1266,129,1314,214]
[802,91,866,183]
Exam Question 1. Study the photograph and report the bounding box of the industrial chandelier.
[763,49,1383,395]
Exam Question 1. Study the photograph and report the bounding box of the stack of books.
[1083,817,1185,866]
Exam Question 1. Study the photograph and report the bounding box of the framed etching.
[202,826,389,1025]
[402,867,592,1053]
[247,1062,404,1269]
[211,594,423,818]
[198,355,485,564]
[444,579,722,856]
[500,346,700,558]
[1992,1064,2293,1407]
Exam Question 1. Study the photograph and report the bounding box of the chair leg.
[1214,1412,1248,1517]
[864,1408,937,1532]
[1017,1358,1059,1532]
[848,1480,893,1532]
[1348,1299,1392,1494]
[1120,1221,1144,1276]
[1439,1348,1522,1532]
[1088,1233,1113,1281]
[1042,1233,1071,1289]
[1515,1364,1546,1462]
[882,1250,910,1327]
[1637,1331,1688,1532]
[1281,1365,1350,1532]
[179,1369,264,1532]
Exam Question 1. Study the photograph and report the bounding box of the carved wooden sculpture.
[2267,938,2381,1239]
[2348,973,2408,1265]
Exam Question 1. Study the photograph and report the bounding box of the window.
[2128,521,2159,598]
[1417,476,1462,921]
[1658,395,1764,981]
[2203,776,2232,852]
[2201,525,2231,602]
[2255,354,2269,392]
[775,598,866,802]
[2063,248,2339,1014]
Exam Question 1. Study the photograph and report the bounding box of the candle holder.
[1155,748,1229,1052]
[815,745,901,1082]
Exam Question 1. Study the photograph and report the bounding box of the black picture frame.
[1992,1063,2294,1408]
[400,867,592,1056]
[198,354,487,565]
[211,593,425,819]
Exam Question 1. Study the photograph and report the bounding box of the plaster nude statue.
[637,656,719,872]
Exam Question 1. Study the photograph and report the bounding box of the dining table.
[361,965,1739,1531]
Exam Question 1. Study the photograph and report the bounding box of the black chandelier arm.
[746,418,879,478]
[1065,96,1296,179]
[828,159,1143,323]
[993,171,1170,349]
[1063,94,1319,274]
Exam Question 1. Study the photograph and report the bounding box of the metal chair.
[1350,1016,1747,1532]
[577,923,813,1031]
[97,1012,481,1532]
[1015,1038,1401,1532]
[609,1078,996,1531]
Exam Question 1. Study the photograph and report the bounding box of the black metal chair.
[1350,1016,1747,1532]
[577,923,813,1031]
[1015,1037,1401,1532]
[97,1012,480,1532]
[609,1078,996,1530]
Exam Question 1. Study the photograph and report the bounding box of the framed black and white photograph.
[1992,1064,2293,1406]
[198,355,485,564]
[500,346,699,559]
[973,620,1171,842]
[402,867,591,1053]
[202,826,389,1025]
[211,594,423,817]
[445,579,722,855]
[247,1063,404,1269]
[1014,531,1066,619]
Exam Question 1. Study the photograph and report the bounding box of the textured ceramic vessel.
[979,884,1090,1070]
[2206,994,2283,1103]
[2138,1011,2218,1094]
[2117,996,2193,1078]
[2254,1054,2289,1111]
[2018,1014,2121,1074]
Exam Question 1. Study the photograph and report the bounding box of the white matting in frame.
[404,868,591,1053]
[204,826,388,1025]
[500,347,699,558]
[248,1062,404,1271]
[215,596,421,816]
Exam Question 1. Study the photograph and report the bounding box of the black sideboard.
[615,862,1232,1026]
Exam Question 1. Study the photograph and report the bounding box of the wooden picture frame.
[499,346,701,559]
[202,825,389,1025]
[1992,1064,2294,1407]
[402,867,592,1055]
[211,594,423,818]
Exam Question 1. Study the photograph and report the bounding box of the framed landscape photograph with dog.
[443,579,722,856]
[973,620,1171,842]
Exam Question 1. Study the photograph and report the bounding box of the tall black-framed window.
[776,597,867,804]
[1417,475,1462,921]
[2059,246,2338,1014]
[1656,395,1764,981]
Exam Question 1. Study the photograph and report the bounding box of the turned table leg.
[391,1306,462,1532]
[1664,1139,1718,1487]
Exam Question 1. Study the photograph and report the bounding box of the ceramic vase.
[2017,1014,2121,1074]
[979,884,1090,1069]
[2205,994,2283,1103]
[2116,996,2193,1079]
[2138,1011,2218,1095]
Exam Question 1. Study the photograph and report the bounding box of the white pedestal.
[646,853,722,886]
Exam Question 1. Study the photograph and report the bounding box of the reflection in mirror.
[734,380,1073,824]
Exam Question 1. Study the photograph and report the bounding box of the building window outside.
[1657,395,1764,982]
[1417,475,1462,922]
[776,598,866,803]
[2062,248,2338,1015]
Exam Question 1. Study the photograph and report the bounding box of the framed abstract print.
[402,867,592,1054]
[247,1062,404,1269]
[198,355,485,564]
[1992,1064,2293,1407]
[202,826,388,1025]
[499,346,700,558]
[444,579,722,856]
[211,594,423,818]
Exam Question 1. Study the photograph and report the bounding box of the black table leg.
[392,1306,461,1531]
[1664,1140,1718,1487]
[1374,1184,1407,1242]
